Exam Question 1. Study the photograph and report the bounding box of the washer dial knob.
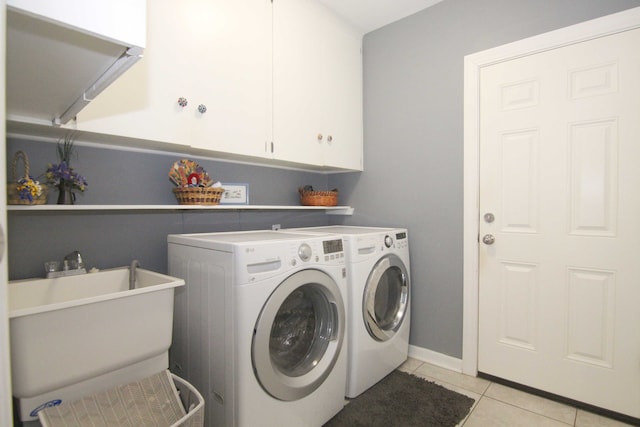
[384,235,393,248]
[298,243,312,261]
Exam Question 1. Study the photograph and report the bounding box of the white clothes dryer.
[167,230,348,427]
[286,226,410,398]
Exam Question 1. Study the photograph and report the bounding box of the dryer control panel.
[395,231,409,250]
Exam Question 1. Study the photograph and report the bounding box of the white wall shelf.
[7,204,354,215]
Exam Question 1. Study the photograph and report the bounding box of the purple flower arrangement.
[46,133,88,204]
[45,161,88,191]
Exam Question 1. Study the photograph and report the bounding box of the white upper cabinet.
[73,0,362,171]
[7,0,145,46]
[6,0,145,125]
[187,0,272,158]
[272,0,363,171]
[74,0,271,159]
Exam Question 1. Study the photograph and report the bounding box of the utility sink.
[8,267,185,422]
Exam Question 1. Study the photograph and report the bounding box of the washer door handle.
[329,302,339,341]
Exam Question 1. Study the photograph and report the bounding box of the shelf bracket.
[326,207,354,216]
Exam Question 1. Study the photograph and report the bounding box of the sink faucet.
[130,259,140,290]
[64,250,85,271]
[47,250,87,278]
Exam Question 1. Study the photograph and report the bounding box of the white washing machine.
[286,226,410,398]
[167,230,348,427]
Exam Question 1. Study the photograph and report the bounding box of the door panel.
[478,28,640,418]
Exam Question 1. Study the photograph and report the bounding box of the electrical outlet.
[272,224,281,231]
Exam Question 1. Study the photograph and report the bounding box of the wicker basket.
[173,186,224,205]
[299,188,339,206]
[7,151,48,205]
[38,371,204,427]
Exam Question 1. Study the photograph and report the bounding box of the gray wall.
[7,138,333,279]
[329,0,639,358]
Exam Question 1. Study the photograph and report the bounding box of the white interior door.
[478,27,640,418]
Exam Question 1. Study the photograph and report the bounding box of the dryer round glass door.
[363,254,410,341]
[252,269,345,401]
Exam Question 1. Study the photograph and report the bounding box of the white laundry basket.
[38,370,204,427]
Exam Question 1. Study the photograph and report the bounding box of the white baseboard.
[408,345,463,373]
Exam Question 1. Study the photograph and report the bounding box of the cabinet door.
[272,0,324,165]
[188,0,272,159]
[273,0,362,170]
[7,0,145,47]
[319,15,363,171]
[74,0,196,147]
[75,0,271,159]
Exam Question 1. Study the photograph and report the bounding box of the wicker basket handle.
[11,151,31,181]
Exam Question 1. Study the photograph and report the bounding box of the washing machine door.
[252,269,345,401]
[363,253,410,342]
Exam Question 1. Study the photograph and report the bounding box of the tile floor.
[398,358,637,427]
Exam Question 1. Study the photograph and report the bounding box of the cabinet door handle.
[198,104,207,114]
[177,97,188,107]
[317,133,323,142]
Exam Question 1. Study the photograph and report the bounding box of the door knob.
[482,234,495,245]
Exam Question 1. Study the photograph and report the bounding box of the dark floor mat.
[324,370,475,427]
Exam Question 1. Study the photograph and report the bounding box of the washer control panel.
[323,238,343,254]
[288,238,345,266]
[298,243,312,261]
[237,235,347,282]
[322,238,345,262]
